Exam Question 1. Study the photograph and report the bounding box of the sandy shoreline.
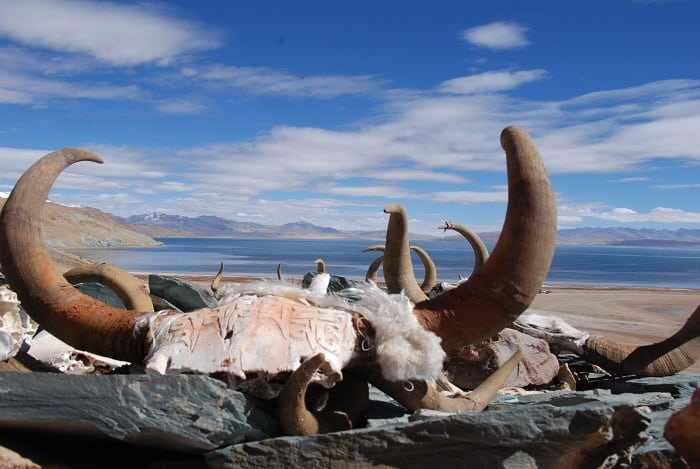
[141,273,700,374]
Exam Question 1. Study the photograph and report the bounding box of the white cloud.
[0,0,221,66]
[195,65,386,98]
[439,69,548,94]
[462,22,530,50]
[597,207,700,223]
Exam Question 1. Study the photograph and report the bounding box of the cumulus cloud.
[462,21,530,50]
[0,0,221,66]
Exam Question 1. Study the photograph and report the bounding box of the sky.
[0,0,699,235]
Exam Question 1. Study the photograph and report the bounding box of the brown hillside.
[0,198,162,271]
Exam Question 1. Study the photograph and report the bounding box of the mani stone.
[149,274,218,311]
[444,328,560,389]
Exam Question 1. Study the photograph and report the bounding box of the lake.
[63,238,700,289]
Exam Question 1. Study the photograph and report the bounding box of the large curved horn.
[382,204,430,303]
[0,149,148,362]
[438,219,489,277]
[582,304,700,376]
[413,126,557,352]
[364,244,436,293]
[64,263,154,313]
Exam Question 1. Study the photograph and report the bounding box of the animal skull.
[0,126,559,435]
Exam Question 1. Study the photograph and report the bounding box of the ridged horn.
[413,126,557,352]
[64,263,154,313]
[583,304,700,376]
[0,149,148,362]
[438,219,489,277]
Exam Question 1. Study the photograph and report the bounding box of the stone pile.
[0,364,696,467]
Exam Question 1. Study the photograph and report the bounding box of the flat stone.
[0,372,278,452]
[148,275,217,311]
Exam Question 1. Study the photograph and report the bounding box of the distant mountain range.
[117,211,700,246]
[2,198,699,247]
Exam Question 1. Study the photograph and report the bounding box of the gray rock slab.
[209,374,698,468]
[0,372,278,452]
[149,275,217,311]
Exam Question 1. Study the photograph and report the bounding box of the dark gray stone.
[148,275,217,311]
[301,271,363,292]
[0,372,278,452]
[208,374,697,468]
[76,282,126,308]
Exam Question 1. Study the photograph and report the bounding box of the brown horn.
[210,261,224,295]
[365,255,384,283]
[64,263,154,313]
[438,219,490,277]
[363,244,436,292]
[413,126,557,352]
[277,353,369,435]
[382,203,430,303]
[0,149,148,362]
[370,349,523,413]
[582,304,700,376]
[276,262,285,281]
[314,258,326,273]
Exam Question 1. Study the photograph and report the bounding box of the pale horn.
[438,219,490,277]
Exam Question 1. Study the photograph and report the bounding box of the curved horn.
[0,149,148,362]
[371,350,522,413]
[276,263,285,281]
[210,261,224,295]
[382,204,430,303]
[364,244,436,293]
[277,353,369,435]
[64,263,154,313]
[365,255,384,283]
[438,219,489,277]
[410,245,437,293]
[314,258,326,273]
[413,126,557,352]
[582,304,700,376]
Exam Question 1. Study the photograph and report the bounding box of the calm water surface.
[63,238,700,289]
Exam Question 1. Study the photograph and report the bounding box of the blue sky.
[1,0,699,235]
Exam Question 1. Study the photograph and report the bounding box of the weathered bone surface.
[144,294,358,397]
[0,126,561,436]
